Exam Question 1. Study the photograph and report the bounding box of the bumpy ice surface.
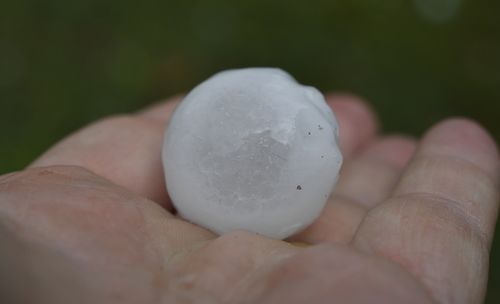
[163,68,342,239]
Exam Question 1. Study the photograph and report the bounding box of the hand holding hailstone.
[163,68,343,239]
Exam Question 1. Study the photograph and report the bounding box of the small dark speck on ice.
[318,125,323,130]
[296,185,302,190]
[308,132,311,135]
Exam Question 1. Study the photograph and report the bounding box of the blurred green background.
[1,0,499,301]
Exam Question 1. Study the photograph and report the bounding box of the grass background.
[1,0,499,301]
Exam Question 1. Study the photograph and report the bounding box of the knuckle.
[402,192,488,246]
[28,165,94,179]
[0,165,113,226]
[372,194,490,259]
[0,165,94,193]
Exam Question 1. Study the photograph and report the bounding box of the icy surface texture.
[162,68,342,239]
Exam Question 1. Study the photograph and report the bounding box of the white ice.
[162,68,343,239]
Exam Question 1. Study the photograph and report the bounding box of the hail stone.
[162,68,342,239]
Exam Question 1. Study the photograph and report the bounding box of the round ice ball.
[162,68,342,239]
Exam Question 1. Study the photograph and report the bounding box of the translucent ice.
[162,68,342,239]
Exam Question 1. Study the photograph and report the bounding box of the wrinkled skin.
[0,95,498,304]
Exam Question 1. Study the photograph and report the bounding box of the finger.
[30,97,180,208]
[288,196,366,244]
[354,118,500,304]
[335,136,417,208]
[326,94,379,157]
[290,136,417,244]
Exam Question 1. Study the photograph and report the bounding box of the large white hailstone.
[162,68,342,239]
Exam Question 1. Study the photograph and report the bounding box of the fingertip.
[327,93,379,132]
[325,93,379,156]
[420,117,499,179]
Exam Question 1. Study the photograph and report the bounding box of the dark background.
[1,0,499,301]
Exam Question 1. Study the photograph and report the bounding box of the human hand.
[0,95,498,304]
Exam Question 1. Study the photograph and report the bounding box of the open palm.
[0,95,498,304]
